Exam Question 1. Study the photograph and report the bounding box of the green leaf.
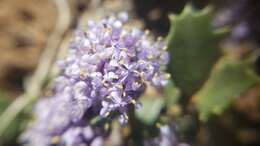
[135,96,165,125]
[0,92,28,145]
[195,56,260,121]
[163,81,181,108]
[167,4,225,97]
[0,90,11,115]
[0,96,10,113]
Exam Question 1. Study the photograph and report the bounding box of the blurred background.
[0,0,260,146]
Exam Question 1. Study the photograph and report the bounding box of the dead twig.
[0,0,71,138]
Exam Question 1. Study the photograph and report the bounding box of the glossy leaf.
[135,96,165,125]
[195,56,260,121]
[163,81,181,108]
[167,4,224,97]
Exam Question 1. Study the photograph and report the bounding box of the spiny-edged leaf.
[135,96,165,125]
[195,56,260,121]
[167,4,225,97]
[163,81,181,108]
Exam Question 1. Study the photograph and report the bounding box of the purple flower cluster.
[60,126,105,146]
[21,12,169,146]
[56,11,169,122]
[213,0,260,44]
[20,97,109,146]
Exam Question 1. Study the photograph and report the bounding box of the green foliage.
[167,4,224,97]
[163,81,181,108]
[0,92,28,145]
[0,93,9,113]
[195,56,260,121]
[135,95,165,125]
[0,94,16,145]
